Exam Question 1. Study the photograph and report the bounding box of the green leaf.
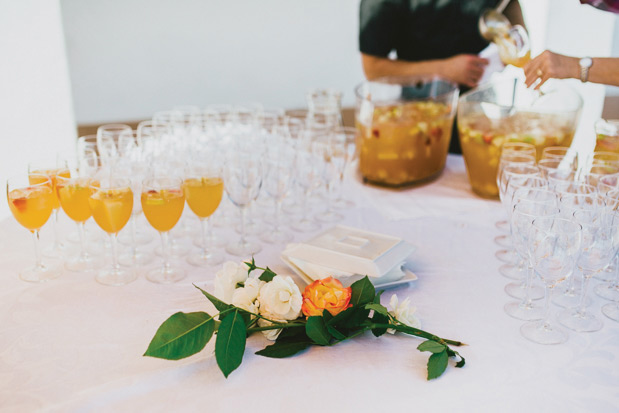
[373,290,384,304]
[327,306,370,331]
[350,276,375,307]
[370,308,390,337]
[256,340,312,358]
[244,257,257,274]
[326,325,347,340]
[418,340,447,354]
[215,309,247,378]
[144,312,215,360]
[446,348,466,368]
[365,302,390,318]
[194,284,233,317]
[305,316,331,346]
[276,325,308,341]
[427,350,449,380]
[259,267,277,282]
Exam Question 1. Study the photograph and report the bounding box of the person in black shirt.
[359,0,525,153]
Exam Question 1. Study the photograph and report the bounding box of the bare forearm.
[589,58,619,86]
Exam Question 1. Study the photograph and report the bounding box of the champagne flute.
[7,174,61,282]
[183,165,225,266]
[28,158,70,257]
[521,216,581,345]
[89,177,135,286]
[142,177,186,283]
[56,174,101,271]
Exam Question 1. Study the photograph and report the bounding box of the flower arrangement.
[144,259,466,380]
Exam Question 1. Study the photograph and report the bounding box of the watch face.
[580,57,593,68]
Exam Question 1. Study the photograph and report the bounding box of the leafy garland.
[144,260,466,380]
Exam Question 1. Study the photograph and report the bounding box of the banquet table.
[2,155,618,412]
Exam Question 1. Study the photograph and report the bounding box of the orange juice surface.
[141,189,185,232]
[57,178,93,222]
[8,186,55,231]
[183,177,224,218]
[89,188,133,234]
[30,169,71,209]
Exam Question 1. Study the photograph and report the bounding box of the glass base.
[504,282,544,300]
[19,264,62,283]
[495,249,518,264]
[193,234,227,249]
[291,218,320,233]
[594,283,619,301]
[65,254,103,272]
[520,320,568,345]
[557,309,603,332]
[499,263,526,280]
[226,239,262,257]
[602,303,619,322]
[146,266,186,284]
[155,241,189,258]
[553,289,588,309]
[333,198,354,209]
[235,220,266,236]
[96,268,137,286]
[260,228,294,244]
[495,219,509,232]
[118,250,153,267]
[504,300,544,321]
[187,250,225,267]
[315,209,344,223]
[494,234,512,248]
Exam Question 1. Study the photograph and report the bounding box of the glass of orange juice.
[7,174,60,282]
[28,158,70,256]
[89,177,134,286]
[142,177,186,283]
[56,174,101,271]
[183,165,224,267]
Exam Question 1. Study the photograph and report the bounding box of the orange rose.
[301,277,352,317]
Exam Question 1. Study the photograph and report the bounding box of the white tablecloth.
[2,155,618,412]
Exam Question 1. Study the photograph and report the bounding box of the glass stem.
[521,264,534,306]
[130,214,137,257]
[78,221,88,260]
[200,218,209,258]
[577,272,592,315]
[110,233,120,273]
[32,230,43,270]
[541,284,553,329]
[239,207,247,245]
[52,208,60,248]
[160,231,170,274]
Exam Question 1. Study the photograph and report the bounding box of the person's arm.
[503,0,525,29]
[524,51,619,88]
[361,53,489,88]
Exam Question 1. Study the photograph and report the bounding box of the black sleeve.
[359,0,403,58]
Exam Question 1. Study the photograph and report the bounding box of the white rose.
[213,261,250,303]
[257,317,285,341]
[387,294,421,334]
[258,275,302,321]
[231,278,265,314]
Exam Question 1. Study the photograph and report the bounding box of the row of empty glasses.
[7,91,364,286]
[493,142,619,344]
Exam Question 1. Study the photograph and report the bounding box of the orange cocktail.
[57,177,94,223]
[183,177,223,218]
[7,174,60,282]
[29,168,71,210]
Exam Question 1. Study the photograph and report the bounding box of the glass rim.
[6,173,51,187]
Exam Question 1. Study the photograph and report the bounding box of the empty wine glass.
[504,199,559,321]
[7,174,61,282]
[331,127,358,209]
[96,124,131,167]
[315,132,345,223]
[558,210,619,332]
[89,177,135,286]
[521,216,581,345]
[141,177,186,283]
[224,147,263,256]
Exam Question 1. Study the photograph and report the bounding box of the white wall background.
[60,0,365,124]
[0,0,76,220]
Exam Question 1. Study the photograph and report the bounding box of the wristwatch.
[579,57,593,83]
